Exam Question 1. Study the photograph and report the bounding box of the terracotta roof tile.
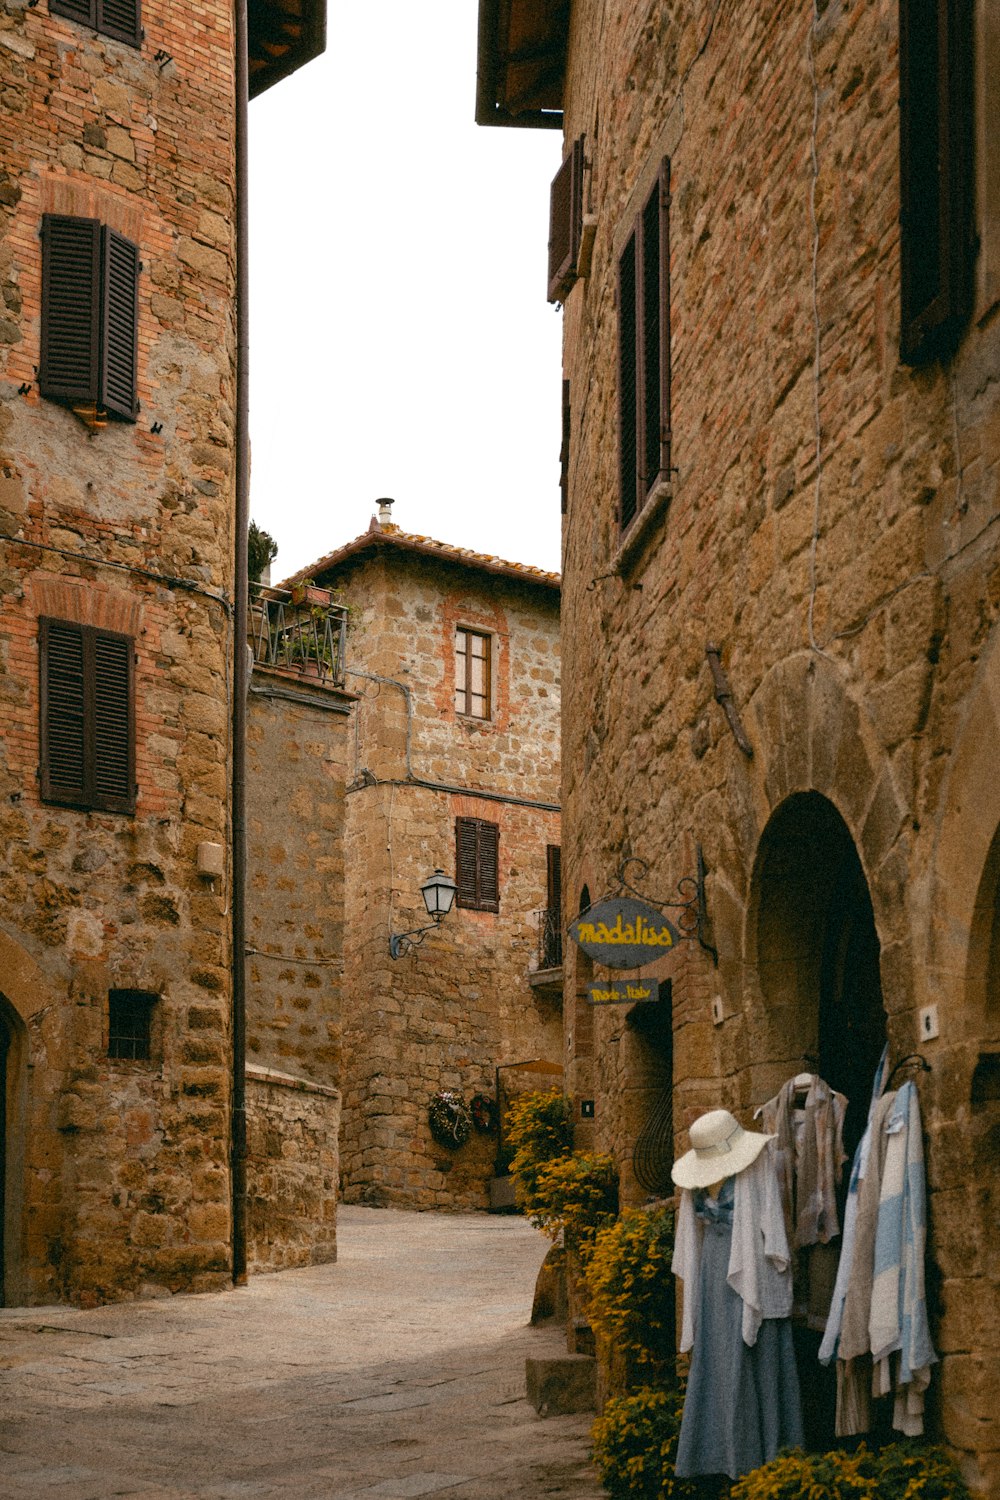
[279,518,561,592]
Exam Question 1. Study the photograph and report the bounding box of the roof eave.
[475,0,567,131]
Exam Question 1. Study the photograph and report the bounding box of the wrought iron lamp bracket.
[388,913,445,961]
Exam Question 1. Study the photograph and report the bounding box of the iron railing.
[535,907,563,970]
[249,583,347,687]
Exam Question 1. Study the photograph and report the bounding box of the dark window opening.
[49,0,141,48]
[39,616,136,815]
[456,817,500,912]
[898,0,974,362]
[40,214,139,421]
[559,379,571,516]
[108,989,156,1060]
[618,159,671,530]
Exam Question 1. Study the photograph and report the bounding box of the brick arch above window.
[40,172,146,247]
[29,577,143,638]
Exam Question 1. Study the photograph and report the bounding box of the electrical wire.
[245,946,338,968]
[0,531,232,613]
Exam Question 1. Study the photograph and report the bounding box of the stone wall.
[246,668,351,1086]
[321,540,563,1209]
[549,0,1000,1488]
[0,0,237,1302]
[245,1065,340,1272]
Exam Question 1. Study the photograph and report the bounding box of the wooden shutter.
[546,844,561,917]
[547,135,585,303]
[456,817,500,911]
[100,227,139,420]
[559,380,571,515]
[477,821,500,912]
[49,0,97,28]
[92,629,135,812]
[96,0,141,47]
[899,0,973,363]
[39,215,101,407]
[39,618,87,805]
[39,618,135,813]
[618,229,639,529]
[619,159,672,530]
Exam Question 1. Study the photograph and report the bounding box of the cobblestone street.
[0,1207,603,1500]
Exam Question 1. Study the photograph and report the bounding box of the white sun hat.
[671,1108,775,1191]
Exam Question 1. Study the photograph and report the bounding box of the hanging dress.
[674,1176,804,1480]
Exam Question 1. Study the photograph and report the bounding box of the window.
[548,135,586,303]
[543,844,562,967]
[108,990,156,1060]
[49,0,141,48]
[454,628,491,719]
[456,817,500,912]
[618,158,671,531]
[39,215,140,421]
[898,0,974,363]
[39,617,136,814]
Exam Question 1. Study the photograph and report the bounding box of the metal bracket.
[706,643,753,757]
[584,852,718,963]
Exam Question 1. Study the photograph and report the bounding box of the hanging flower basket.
[428,1091,473,1149]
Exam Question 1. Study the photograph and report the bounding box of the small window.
[49,0,141,49]
[39,215,140,422]
[618,159,672,531]
[548,135,586,303]
[455,628,491,719]
[456,817,500,912]
[898,0,974,363]
[560,379,571,516]
[39,616,136,814]
[108,990,156,1060]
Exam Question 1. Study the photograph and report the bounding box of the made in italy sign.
[569,897,679,969]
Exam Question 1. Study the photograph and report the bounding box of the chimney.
[377,497,394,526]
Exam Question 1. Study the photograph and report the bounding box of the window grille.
[108,990,156,1061]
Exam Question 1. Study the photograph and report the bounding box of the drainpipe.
[231,0,250,1287]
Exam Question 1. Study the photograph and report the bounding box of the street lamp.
[389,869,458,959]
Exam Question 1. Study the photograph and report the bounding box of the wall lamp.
[389,869,457,959]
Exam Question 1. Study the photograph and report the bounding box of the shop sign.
[570,897,679,969]
[588,978,660,1007]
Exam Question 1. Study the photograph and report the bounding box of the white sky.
[247,1,564,582]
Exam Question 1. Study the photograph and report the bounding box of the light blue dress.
[675,1177,804,1480]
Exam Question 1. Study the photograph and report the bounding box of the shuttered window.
[618,159,672,531]
[455,628,491,719]
[898,0,973,363]
[49,0,141,48]
[456,817,500,912]
[40,215,139,422]
[39,617,136,815]
[547,135,585,303]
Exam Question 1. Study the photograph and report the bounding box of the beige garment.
[757,1075,847,1250]
[835,1090,897,1437]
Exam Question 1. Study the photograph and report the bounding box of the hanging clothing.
[819,1044,889,1367]
[673,1162,802,1480]
[821,1071,937,1438]
[756,1074,847,1248]
[869,1081,937,1435]
[835,1090,896,1435]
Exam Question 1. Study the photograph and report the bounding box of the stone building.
[477,0,999,1489]
[0,0,324,1303]
[274,505,564,1210]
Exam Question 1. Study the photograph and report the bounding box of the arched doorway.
[753,792,887,1156]
[750,793,887,1446]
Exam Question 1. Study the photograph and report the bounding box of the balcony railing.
[249,582,347,688]
[536,907,563,971]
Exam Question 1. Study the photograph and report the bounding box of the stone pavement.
[0,1206,605,1500]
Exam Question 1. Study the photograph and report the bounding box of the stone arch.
[929,631,1000,1044]
[745,792,887,1157]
